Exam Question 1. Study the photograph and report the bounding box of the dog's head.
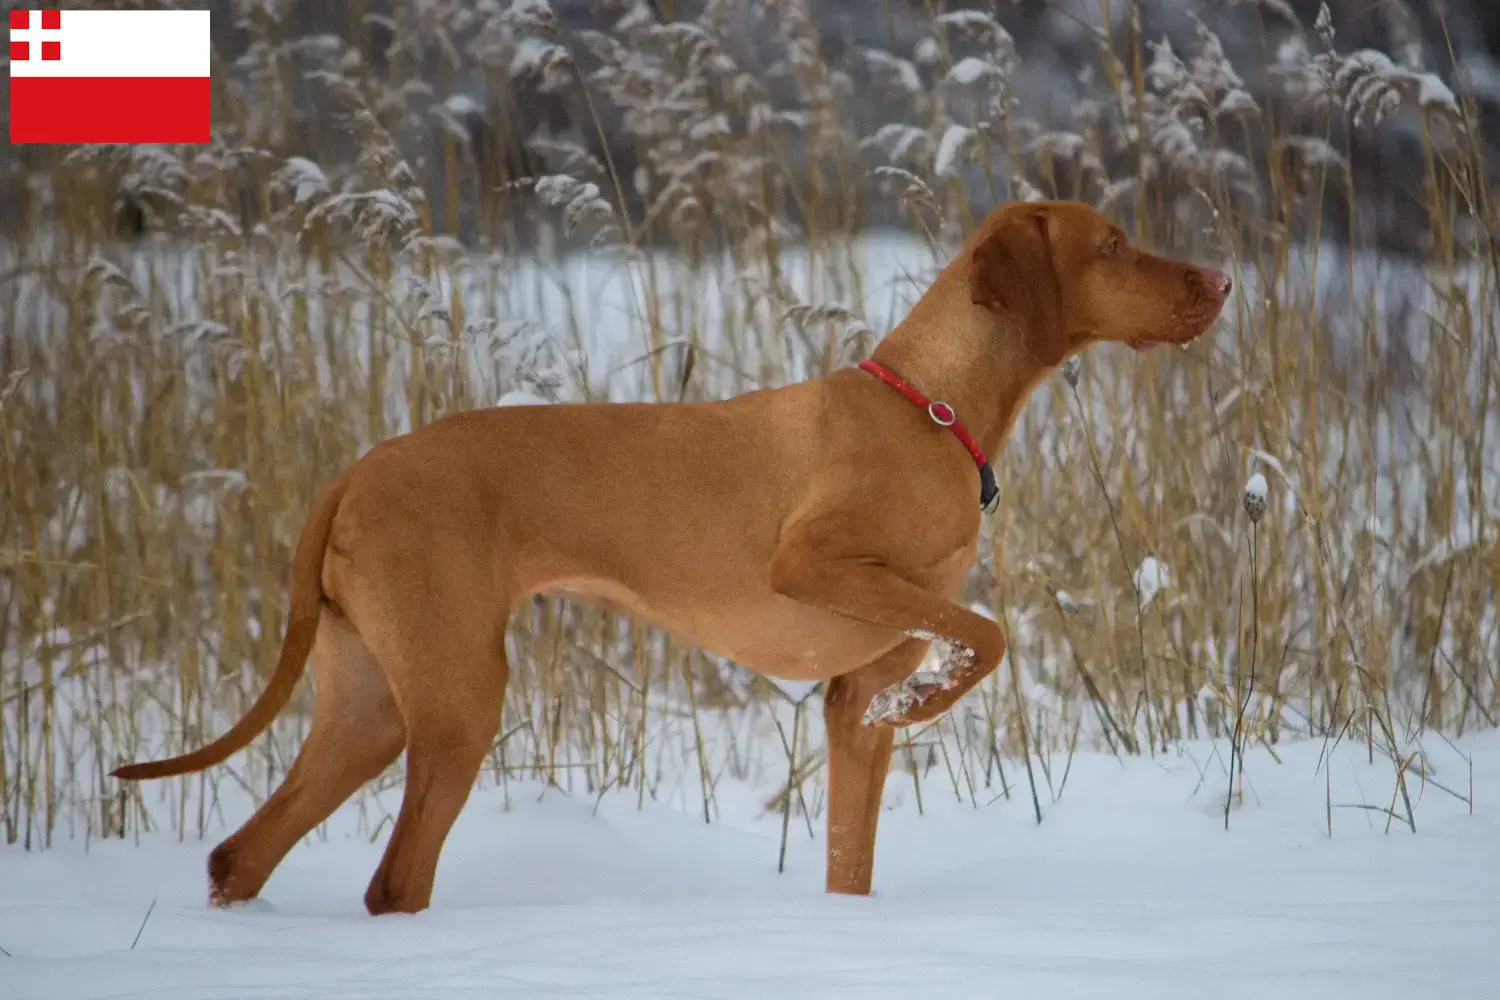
[968,200,1230,366]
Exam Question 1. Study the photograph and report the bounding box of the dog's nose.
[1202,268,1232,298]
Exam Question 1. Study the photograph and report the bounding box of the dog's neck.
[867,268,1055,462]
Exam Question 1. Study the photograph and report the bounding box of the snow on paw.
[861,637,976,727]
[861,676,924,726]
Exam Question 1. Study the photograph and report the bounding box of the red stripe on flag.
[10,76,210,144]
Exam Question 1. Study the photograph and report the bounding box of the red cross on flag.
[8,9,211,144]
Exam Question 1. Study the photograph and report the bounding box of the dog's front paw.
[862,676,939,728]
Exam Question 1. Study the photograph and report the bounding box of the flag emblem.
[8,9,212,144]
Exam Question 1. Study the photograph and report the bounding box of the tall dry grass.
[1,0,1496,851]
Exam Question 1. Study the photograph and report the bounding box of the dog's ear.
[969,210,1068,366]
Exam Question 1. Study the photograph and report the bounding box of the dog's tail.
[111,474,350,782]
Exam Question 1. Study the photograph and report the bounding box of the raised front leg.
[861,622,1008,728]
[769,496,1009,891]
[770,541,1007,731]
[821,639,928,895]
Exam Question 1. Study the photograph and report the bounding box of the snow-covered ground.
[4,730,1498,1000]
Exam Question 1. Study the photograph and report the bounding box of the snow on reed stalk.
[0,0,1494,846]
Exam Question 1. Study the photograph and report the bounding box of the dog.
[111,200,1231,915]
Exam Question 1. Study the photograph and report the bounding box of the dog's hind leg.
[354,597,509,916]
[207,608,406,907]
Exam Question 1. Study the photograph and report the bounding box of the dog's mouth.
[1131,308,1227,353]
[1130,318,1214,352]
[1126,267,1231,355]
[1128,320,1211,353]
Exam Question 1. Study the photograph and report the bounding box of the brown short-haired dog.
[112,201,1230,915]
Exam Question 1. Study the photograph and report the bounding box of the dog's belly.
[535,579,910,680]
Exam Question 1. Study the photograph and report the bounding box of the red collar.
[857,359,999,512]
